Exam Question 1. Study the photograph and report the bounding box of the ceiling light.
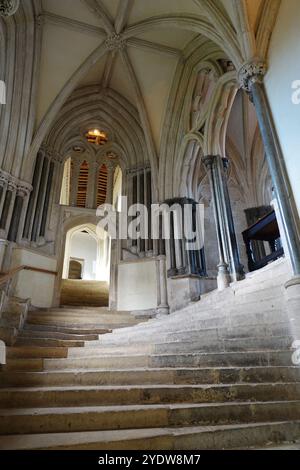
[86,129,108,146]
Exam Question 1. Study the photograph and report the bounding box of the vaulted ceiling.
[36,0,266,154]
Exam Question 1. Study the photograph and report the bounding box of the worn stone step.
[1,366,299,388]
[26,321,139,330]
[42,350,294,371]
[68,336,293,357]
[1,382,300,408]
[98,313,289,346]
[222,336,293,352]
[23,324,111,335]
[14,337,85,348]
[68,344,153,356]
[150,350,294,369]
[6,347,68,359]
[0,358,44,372]
[18,330,99,341]
[0,420,299,450]
[1,400,300,436]
[27,312,139,323]
[153,336,293,354]
[166,323,291,343]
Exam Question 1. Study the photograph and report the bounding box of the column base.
[285,276,300,344]
[156,306,170,316]
[167,276,201,312]
[217,262,231,291]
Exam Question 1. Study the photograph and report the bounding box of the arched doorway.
[68,259,83,280]
[60,223,110,307]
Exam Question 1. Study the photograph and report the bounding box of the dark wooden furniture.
[242,209,284,272]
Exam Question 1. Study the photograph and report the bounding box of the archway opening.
[61,223,110,307]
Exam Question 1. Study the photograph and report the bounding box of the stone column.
[204,156,231,290]
[239,60,300,342]
[31,157,50,242]
[23,151,44,241]
[168,211,177,277]
[7,186,29,243]
[52,159,64,206]
[144,169,149,253]
[39,161,54,238]
[239,60,300,275]
[70,160,81,207]
[156,255,169,315]
[0,182,16,239]
[106,164,115,206]
[204,155,244,284]
[0,175,8,217]
[218,157,245,281]
[16,187,31,244]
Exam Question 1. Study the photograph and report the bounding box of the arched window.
[77,161,89,207]
[97,164,108,206]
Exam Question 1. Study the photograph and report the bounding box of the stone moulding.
[0,169,32,195]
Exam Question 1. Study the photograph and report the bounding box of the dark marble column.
[204,156,231,290]
[23,151,44,240]
[146,170,153,251]
[31,157,50,242]
[168,211,177,277]
[205,155,244,282]
[239,60,300,276]
[165,197,207,279]
[39,161,54,238]
[8,189,26,242]
[0,187,13,231]
[218,157,245,281]
[0,185,4,211]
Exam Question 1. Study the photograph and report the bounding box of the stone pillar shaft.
[239,60,300,343]
[0,188,13,231]
[156,255,169,315]
[239,60,300,276]
[204,157,230,290]
[39,161,54,238]
[23,151,44,240]
[31,157,50,242]
[8,192,24,242]
[204,155,244,283]
[252,82,300,274]
[106,165,115,206]
[70,161,81,207]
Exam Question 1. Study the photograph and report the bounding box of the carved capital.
[238,60,267,93]
[7,181,17,192]
[105,33,127,51]
[203,155,217,170]
[17,183,32,198]
[0,173,8,188]
[0,0,19,17]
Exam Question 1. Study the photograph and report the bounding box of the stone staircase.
[0,259,299,450]
[60,280,109,307]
